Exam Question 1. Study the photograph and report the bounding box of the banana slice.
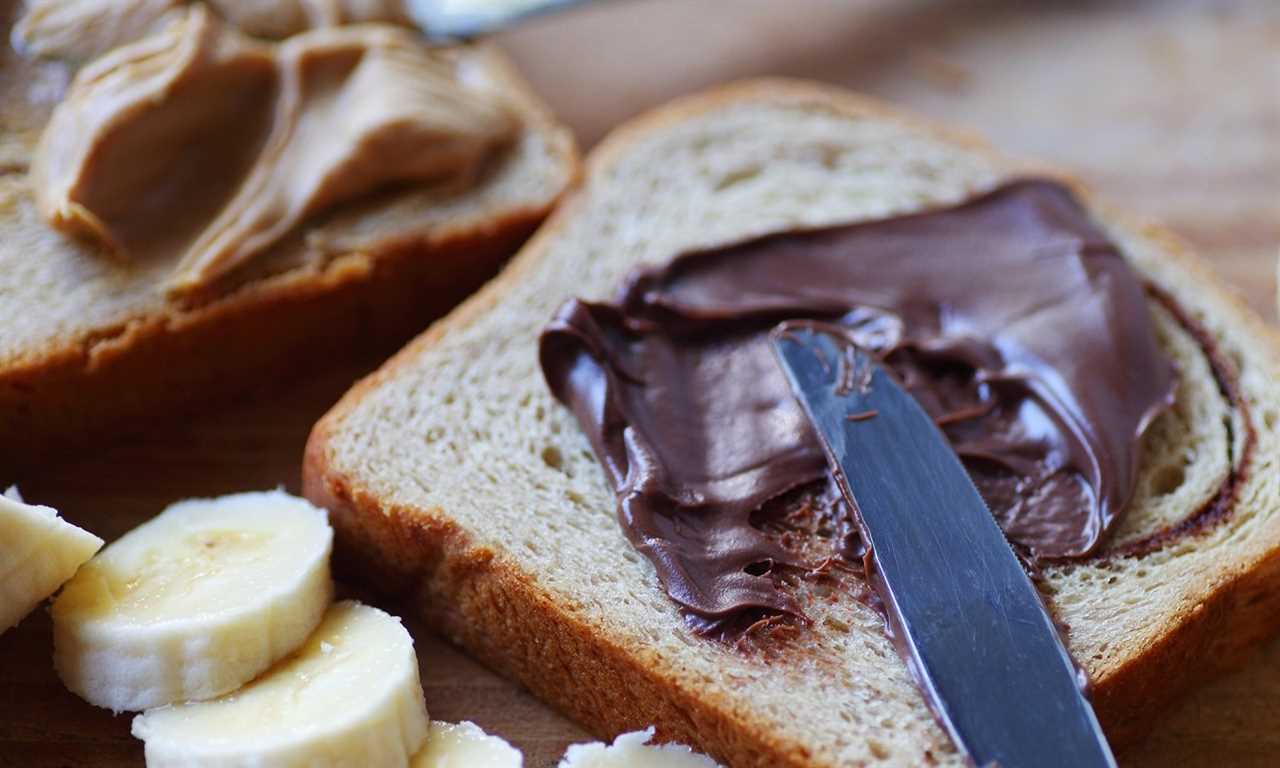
[0,487,103,634]
[413,721,523,767]
[52,490,332,712]
[132,600,430,768]
[559,728,721,768]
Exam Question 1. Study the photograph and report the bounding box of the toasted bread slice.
[0,7,576,477]
[303,80,1280,767]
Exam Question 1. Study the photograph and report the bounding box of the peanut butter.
[30,6,517,293]
[207,0,411,39]
[12,0,184,63]
[14,0,413,63]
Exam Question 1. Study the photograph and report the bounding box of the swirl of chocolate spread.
[539,180,1178,636]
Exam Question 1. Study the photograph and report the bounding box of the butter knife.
[406,0,602,40]
[770,324,1116,768]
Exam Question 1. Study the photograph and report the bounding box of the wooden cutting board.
[2,1,1277,765]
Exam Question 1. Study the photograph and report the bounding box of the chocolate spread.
[29,6,515,292]
[539,180,1179,635]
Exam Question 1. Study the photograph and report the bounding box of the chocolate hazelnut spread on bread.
[28,6,515,292]
[539,180,1179,636]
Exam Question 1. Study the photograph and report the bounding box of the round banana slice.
[0,487,103,634]
[132,600,430,768]
[413,721,523,767]
[52,490,333,712]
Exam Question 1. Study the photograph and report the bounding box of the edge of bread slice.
[303,79,1280,767]
[0,35,577,479]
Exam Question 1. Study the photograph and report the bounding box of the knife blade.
[770,323,1116,768]
[405,0,604,40]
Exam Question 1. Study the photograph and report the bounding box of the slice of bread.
[303,80,1280,767]
[0,7,576,477]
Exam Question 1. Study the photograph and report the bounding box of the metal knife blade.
[770,324,1116,768]
[405,0,603,40]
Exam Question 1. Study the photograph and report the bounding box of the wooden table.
[2,1,1278,765]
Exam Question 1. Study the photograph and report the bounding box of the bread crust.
[0,45,578,481]
[303,79,1280,765]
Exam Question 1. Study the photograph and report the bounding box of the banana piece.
[0,487,103,634]
[412,721,523,767]
[559,728,722,768]
[132,600,430,768]
[52,490,333,712]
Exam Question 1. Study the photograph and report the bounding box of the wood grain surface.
[2,1,1278,766]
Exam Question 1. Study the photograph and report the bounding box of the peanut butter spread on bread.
[14,0,410,62]
[206,0,410,39]
[29,6,516,292]
[13,0,182,63]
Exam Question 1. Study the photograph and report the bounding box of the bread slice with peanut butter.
[0,1,576,474]
[304,81,1280,766]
